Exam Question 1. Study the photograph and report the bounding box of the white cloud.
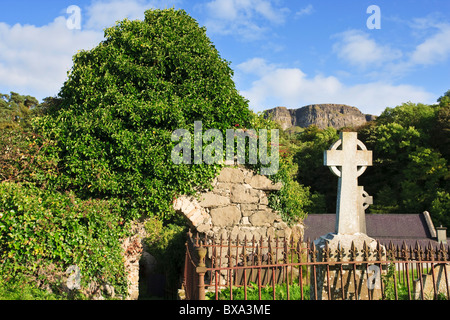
[332,30,402,69]
[0,0,180,100]
[253,0,288,23]
[236,58,434,115]
[331,22,450,79]
[0,17,103,100]
[85,0,176,30]
[410,23,450,65]
[295,4,313,18]
[203,0,289,40]
[206,0,238,20]
[236,57,275,76]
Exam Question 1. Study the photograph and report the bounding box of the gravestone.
[413,264,450,300]
[323,132,372,234]
[312,132,385,300]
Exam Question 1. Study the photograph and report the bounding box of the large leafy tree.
[35,9,253,220]
[293,93,449,228]
[357,98,449,227]
[0,92,38,129]
[294,125,339,213]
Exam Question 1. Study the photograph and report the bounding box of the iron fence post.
[196,246,207,300]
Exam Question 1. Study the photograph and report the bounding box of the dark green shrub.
[34,8,253,221]
[0,182,129,296]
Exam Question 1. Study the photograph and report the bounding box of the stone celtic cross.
[324,132,372,235]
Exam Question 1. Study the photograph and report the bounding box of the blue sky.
[1,0,449,115]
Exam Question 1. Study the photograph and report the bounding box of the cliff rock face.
[265,104,376,130]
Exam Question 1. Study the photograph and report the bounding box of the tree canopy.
[35,8,254,220]
[0,92,38,129]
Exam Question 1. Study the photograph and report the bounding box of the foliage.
[431,96,450,160]
[380,263,449,300]
[254,118,326,223]
[0,92,38,129]
[293,126,340,213]
[3,7,446,300]
[33,8,253,222]
[0,276,62,300]
[381,263,409,300]
[0,126,59,186]
[144,217,187,290]
[268,160,323,223]
[0,182,130,296]
[358,98,449,227]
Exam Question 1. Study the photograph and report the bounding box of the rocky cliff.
[264,104,376,130]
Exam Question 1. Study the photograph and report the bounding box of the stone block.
[189,210,207,227]
[267,227,276,239]
[185,207,200,219]
[198,192,230,207]
[197,223,211,233]
[241,204,258,211]
[210,206,241,227]
[241,216,250,225]
[290,223,304,242]
[214,182,233,192]
[274,221,288,230]
[231,184,259,203]
[246,175,283,190]
[276,227,291,239]
[230,226,240,240]
[178,198,196,215]
[217,167,244,183]
[259,194,269,205]
[249,210,278,227]
[173,196,190,211]
[240,203,257,217]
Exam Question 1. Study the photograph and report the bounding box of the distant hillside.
[264,104,377,130]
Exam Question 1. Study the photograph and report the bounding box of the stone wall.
[121,220,146,300]
[174,166,303,288]
[173,166,303,242]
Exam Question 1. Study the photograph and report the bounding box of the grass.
[206,281,311,300]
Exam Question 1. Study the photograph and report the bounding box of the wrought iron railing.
[182,231,449,300]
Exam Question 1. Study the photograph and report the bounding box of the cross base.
[312,233,386,300]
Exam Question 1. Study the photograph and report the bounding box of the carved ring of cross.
[328,138,369,178]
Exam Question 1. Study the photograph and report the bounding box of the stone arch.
[173,195,212,233]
